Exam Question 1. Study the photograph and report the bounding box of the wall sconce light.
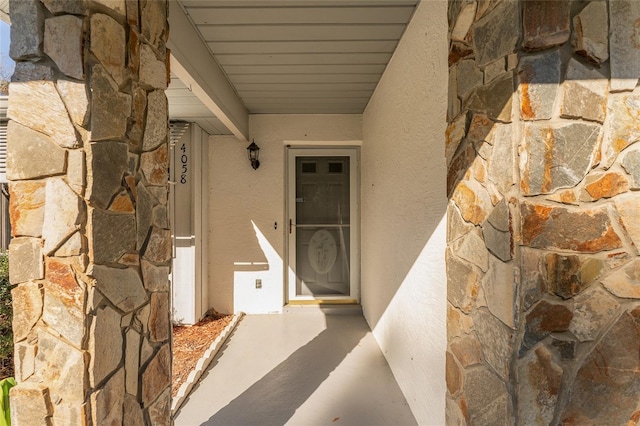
[247,140,260,170]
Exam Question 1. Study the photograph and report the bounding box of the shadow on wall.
[232,221,283,314]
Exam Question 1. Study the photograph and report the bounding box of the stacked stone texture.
[6,1,171,424]
[447,1,640,424]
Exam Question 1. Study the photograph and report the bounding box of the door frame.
[285,145,360,304]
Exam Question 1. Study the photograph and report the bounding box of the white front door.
[287,147,359,303]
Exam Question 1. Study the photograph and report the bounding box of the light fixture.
[247,140,260,170]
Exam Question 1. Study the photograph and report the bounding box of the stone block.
[11,281,43,342]
[142,0,168,48]
[52,403,88,426]
[610,0,640,91]
[41,0,85,14]
[464,366,507,416]
[569,287,619,342]
[483,255,515,328]
[483,223,511,262]
[140,43,167,90]
[42,178,85,255]
[89,265,148,313]
[124,394,146,426]
[447,142,474,197]
[602,93,640,167]
[36,329,86,403]
[143,90,168,152]
[560,313,640,424]
[472,0,519,67]
[544,254,603,299]
[9,384,52,426]
[90,65,132,141]
[583,172,629,201]
[91,14,126,85]
[91,368,124,425]
[561,58,608,123]
[136,183,154,250]
[448,303,474,339]
[9,0,44,60]
[94,0,126,16]
[152,205,169,229]
[518,50,561,121]
[142,344,171,407]
[130,85,147,151]
[472,308,513,380]
[9,238,44,285]
[520,248,545,311]
[141,260,169,292]
[450,2,476,42]
[125,329,141,395]
[8,81,78,148]
[86,142,128,210]
[141,143,168,186]
[9,181,45,237]
[89,208,136,264]
[484,58,505,84]
[522,1,570,51]
[445,113,466,167]
[446,351,462,396]
[89,305,123,386]
[521,123,601,196]
[622,149,640,189]
[452,230,488,272]
[450,179,492,225]
[614,192,640,248]
[11,61,54,82]
[57,80,90,129]
[140,335,154,367]
[467,73,513,122]
[487,124,514,195]
[147,387,171,425]
[602,259,640,299]
[14,341,36,381]
[456,60,483,100]
[523,301,573,353]
[56,231,83,257]
[109,190,135,213]
[447,202,474,245]
[143,227,171,265]
[44,15,83,79]
[517,344,562,425]
[149,292,169,342]
[446,250,480,314]
[6,121,66,181]
[450,335,482,368]
[447,69,460,122]
[573,1,609,65]
[43,259,86,348]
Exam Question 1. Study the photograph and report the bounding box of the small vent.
[0,119,7,183]
[170,121,190,145]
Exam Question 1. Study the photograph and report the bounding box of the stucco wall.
[207,114,362,314]
[361,1,449,423]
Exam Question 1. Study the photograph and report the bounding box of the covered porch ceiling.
[167,0,419,140]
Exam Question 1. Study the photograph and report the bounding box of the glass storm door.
[287,147,359,303]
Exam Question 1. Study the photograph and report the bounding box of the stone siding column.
[447,1,640,424]
[7,1,171,424]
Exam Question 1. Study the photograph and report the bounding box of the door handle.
[289,219,293,234]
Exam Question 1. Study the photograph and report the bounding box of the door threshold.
[284,302,362,316]
[287,299,358,305]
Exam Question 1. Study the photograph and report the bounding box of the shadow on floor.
[202,314,366,426]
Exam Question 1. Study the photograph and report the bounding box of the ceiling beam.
[167,2,249,142]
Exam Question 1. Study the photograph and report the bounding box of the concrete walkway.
[174,307,417,426]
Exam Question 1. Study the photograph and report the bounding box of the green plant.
[0,377,16,426]
[0,251,12,380]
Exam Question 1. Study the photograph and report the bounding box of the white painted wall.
[171,124,209,325]
[207,115,362,314]
[361,1,449,424]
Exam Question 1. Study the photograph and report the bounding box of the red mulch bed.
[172,313,233,397]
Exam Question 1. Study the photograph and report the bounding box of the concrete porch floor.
[174,306,418,426]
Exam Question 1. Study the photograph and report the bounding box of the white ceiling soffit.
[176,0,419,115]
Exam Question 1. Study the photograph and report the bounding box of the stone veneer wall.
[7,1,171,424]
[446,1,640,424]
